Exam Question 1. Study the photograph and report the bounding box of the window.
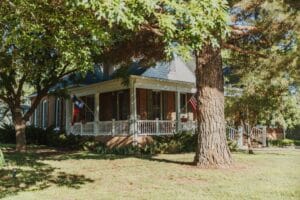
[35,104,41,127]
[99,90,129,121]
[55,98,62,128]
[180,93,187,113]
[42,100,48,129]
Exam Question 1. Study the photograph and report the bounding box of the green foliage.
[0,149,5,168]
[224,0,300,128]
[269,139,300,147]
[0,124,84,149]
[286,124,300,140]
[150,131,197,154]
[227,140,238,152]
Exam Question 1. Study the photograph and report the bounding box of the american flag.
[188,95,197,111]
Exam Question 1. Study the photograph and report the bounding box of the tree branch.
[222,43,268,58]
[16,73,27,100]
[230,25,259,31]
[140,24,164,37]
[23,67,77,121]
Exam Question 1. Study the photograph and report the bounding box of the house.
[30,57,198,139]
[29,57,269,147]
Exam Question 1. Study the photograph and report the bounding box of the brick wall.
[267,128,284,140]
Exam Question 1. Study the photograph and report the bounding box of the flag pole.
[76,96,95,117]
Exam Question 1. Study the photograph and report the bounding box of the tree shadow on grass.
[45,151,194,166]
[139,156,194,166]
[0,149,94,199]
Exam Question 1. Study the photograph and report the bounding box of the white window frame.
[55,98,61,128]
[34,109,37,127]
[42,100,48,129]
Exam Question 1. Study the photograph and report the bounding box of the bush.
[0,123,85,150]
[0,149,5,168]
[269,139,300,147]
[0,123,15,143]
[286,125,300,140]
[150,131,197,154]
[227,140,238,152]
[95,143,142,155]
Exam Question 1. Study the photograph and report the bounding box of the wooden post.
[237,126,244,148]
[130,79,137,144]
[65,98,72,134]
[112,119,115,136]
[156,118,159,135]
[175,91,181,132]
[262,126,267,147]
[80,122,83,135]
[94,93,100,135]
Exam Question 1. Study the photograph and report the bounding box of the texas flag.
[71,95,84,125]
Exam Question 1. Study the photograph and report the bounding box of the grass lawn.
[0,146,300,200]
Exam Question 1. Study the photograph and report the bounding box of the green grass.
[1,146,300,200]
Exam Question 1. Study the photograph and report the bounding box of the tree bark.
[194,45,232,168]
[13,108,27,152]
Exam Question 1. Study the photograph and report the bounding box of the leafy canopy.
[0,0,230,121]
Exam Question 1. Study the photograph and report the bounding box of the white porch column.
[237,126,244,148]
[175,91,181,132]
[65,98,72,134]
[94,93,100,135]
[262,126,267,147]
[130,79,137,142]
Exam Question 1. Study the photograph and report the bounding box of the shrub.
[0,149,5,168]
[150,131,197,154]
[227,140,238,152]
[269,139,300,147]
[94,143,142,155]
[0,123,84,150]
[0,123,15,143]
[286,125,300,140]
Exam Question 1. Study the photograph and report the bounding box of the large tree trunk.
[194,45,232,168]
[13,108,26,152]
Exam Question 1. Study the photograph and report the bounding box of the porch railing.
[137,119,177,135]
[179,120,197,132]
[72,122,95,136]
[70,120,266,148]
[226,126,239,141]
[72,120,130,136]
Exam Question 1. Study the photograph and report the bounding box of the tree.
[81,0,232,167]
[0,1,107,151]
[1,0,233,165]
[225,0,299,126]
[224,0,299,152]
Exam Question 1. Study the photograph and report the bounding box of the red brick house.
[30,57,197,137]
